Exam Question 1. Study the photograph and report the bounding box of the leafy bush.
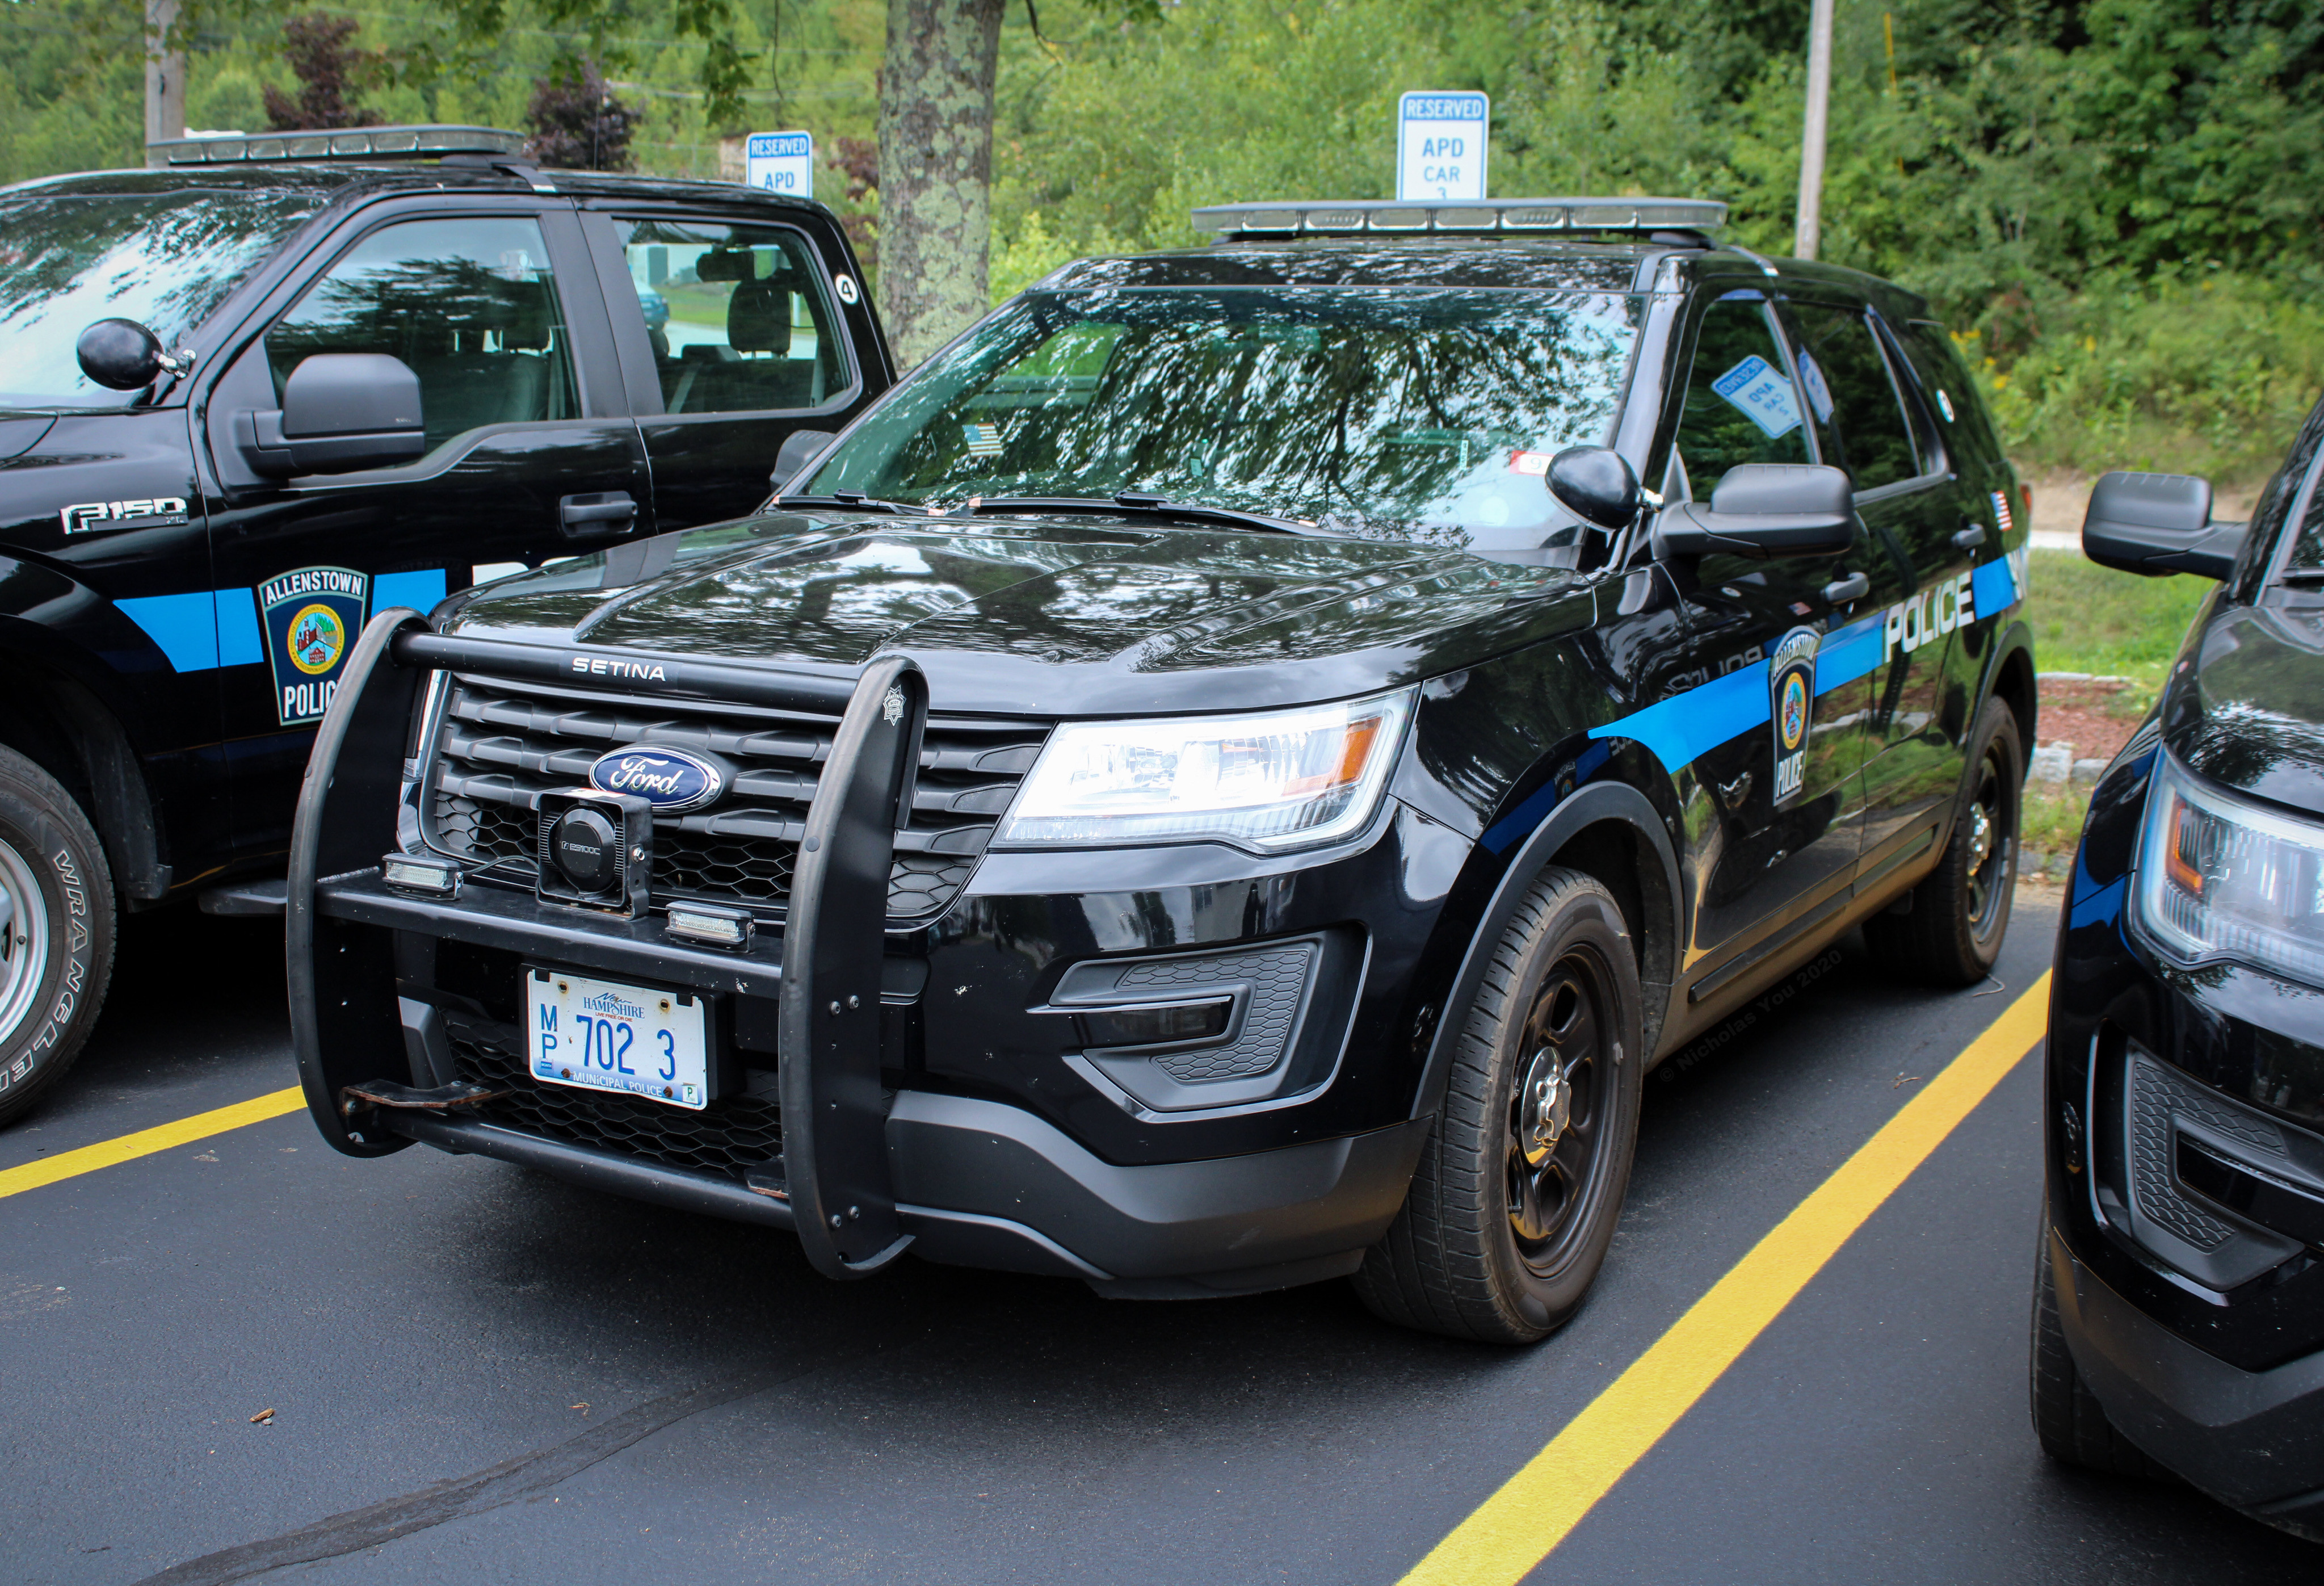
[522,61,641,171]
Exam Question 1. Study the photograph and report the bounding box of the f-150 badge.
[261,566,369,727]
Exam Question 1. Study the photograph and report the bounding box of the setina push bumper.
[287,611,1429,1294]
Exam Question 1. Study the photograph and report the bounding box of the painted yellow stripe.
[0,1085,307,1201]
[1401,971,2052,1586]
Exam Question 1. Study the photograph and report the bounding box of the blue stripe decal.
[115,593,219,673]
[215,589,263,666]
[1588,659,1770,775]
[1480,741,1615,854]
[376,568,447,614]
[1813,614,1884,696]
[1972,555,2018,617]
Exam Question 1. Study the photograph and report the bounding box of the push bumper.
[2052,1227,2324,1538]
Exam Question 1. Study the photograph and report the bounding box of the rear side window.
[266,216,577,450]
[618,219,847,416]
[1787,302,1924,491]
[1672,296,1811,494]
[1901,320,2002,467]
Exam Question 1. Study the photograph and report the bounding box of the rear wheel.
[1354,867,1645,1344]
[0,746,114,1128]
[2029,1211,2176,1481]
[1865,695,2020,986]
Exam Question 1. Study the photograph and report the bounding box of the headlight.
[2136,754,2324,985]
[997,688,1414,852]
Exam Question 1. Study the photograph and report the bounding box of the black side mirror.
[77,318,169,391]
[1654,463,1856,559]
[234,353,426,478]
[2083,471,2244,580]
[770,428,838,495]
[1545,446,1641,531]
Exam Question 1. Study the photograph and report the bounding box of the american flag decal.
[1990,489,2014,536]
[962,422,1003,458]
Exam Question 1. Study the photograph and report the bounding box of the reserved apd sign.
[1397,92,1489,202]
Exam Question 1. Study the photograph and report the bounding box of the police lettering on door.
[260,566,369,726]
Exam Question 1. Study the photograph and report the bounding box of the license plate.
[526,968,711,1110]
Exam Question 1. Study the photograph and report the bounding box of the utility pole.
[144,0,185,166]
[1795,0,1834,261]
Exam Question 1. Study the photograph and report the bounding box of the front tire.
[2030,1211,2175,1480]
[0,746,114,1128]
[1355,867,1645,1344]
[1865,695,2020,987]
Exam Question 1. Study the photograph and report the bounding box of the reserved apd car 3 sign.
[261,566,369,726]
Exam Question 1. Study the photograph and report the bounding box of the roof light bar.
[150,125,526,167]
[1191,197,1729,240]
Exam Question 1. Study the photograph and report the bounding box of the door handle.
[1823,570,1871,605]
[1952,523,1987,550]
[560,491,636,538]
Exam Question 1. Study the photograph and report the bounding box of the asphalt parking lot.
[5,896,2320,1585]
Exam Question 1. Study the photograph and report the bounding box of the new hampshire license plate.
[527,968,711,1110]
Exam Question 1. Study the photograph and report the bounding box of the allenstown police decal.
[261,566,369,726]
[1768,626,1818,807]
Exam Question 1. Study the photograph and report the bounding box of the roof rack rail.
[148,125,525,167]
[1191,197,1727,241]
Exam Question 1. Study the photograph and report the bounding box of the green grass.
[2024,548,2213,689]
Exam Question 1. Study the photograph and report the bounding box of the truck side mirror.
[77,318,167,391]
[1654,463,1856,559]
[1545,446,1641,531]
[235,354,426,479]
[770,428,838,495]
[2083,471,2245,580]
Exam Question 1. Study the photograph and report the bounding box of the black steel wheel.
[1865,695,2022,987]
[1355,866,1644,1344]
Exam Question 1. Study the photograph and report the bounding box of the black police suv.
[289,197,2035,1342]
[2035,397,2324,1537]
[0,125,893,1125]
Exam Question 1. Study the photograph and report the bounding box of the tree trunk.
[876,0,1005,368]
[144,0,185,166]
[1793,0,1834,261]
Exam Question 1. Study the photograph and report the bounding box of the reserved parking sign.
[745,131,814,196]
[1397,91,1489,202]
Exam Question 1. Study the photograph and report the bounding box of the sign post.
[745,131,814,196]
[1396,92,1489,202]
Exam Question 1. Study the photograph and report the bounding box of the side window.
[266,217,576,451]
[619,220,846,416]
[1787,303,1924,492]
[1673,297,1811,494]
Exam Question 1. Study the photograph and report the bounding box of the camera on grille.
[535,789,654,917]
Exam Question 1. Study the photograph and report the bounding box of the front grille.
[451,1031,783,1184]
[425,674,1045,921]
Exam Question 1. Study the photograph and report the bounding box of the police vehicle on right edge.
[289,196,2034,1343]
[2035,396,2324,1537]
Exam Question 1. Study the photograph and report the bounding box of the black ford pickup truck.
[288,197,2036,1341]
[0,125,891,1124]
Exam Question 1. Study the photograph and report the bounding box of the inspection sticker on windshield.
[1712,355,1802,439]
[961,422,1004,458]
[1508,450,1553,476]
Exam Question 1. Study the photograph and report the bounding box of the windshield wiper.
[966,494,1313,536]
[775,491,919,517]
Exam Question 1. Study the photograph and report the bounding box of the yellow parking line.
[1400,971,2052,1586]
[0,1085,307,1201]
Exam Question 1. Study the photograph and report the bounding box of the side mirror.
[1545,446,1640,531]
[2083,471,2244,580]
[234,353,426,478]
[770,427,838,494]
[77,318,167,391]
[1654,463,1856,559]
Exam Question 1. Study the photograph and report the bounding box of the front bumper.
[2051,1228,2324,1536]
[289,616,1449,1293]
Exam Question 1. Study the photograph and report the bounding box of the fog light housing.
[381,853,461,898]
[666,900,754,951]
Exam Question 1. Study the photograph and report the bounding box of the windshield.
[0,187,327,407]
[801,287,1642,549]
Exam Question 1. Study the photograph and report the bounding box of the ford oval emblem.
[587,746,725,813]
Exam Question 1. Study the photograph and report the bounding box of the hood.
[444,511,1596,716]
[2163,594,2324,821]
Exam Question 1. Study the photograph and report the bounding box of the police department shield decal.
[1768,626,1818,808]
[261,566,369,727]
